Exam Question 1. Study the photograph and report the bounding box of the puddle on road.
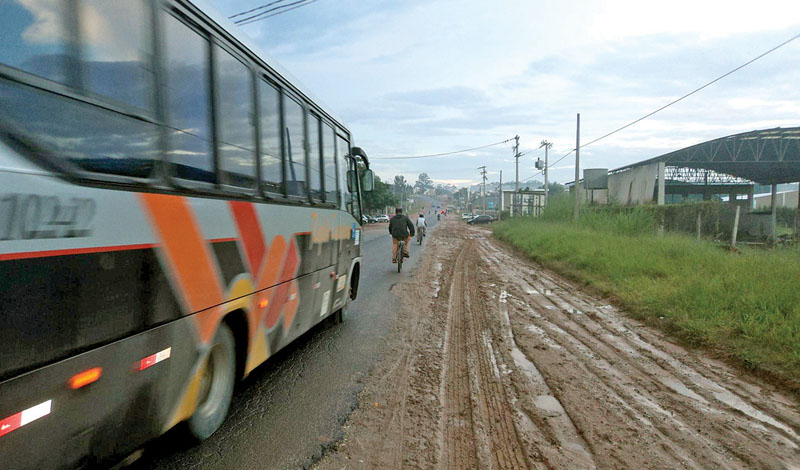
[534,395,565,416]
[525,325,563,349]
[663,380,709,405]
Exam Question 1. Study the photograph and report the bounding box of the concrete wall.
[753,190,798,209]
[608,163,658,205]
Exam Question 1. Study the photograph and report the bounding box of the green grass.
[494,207,800,391]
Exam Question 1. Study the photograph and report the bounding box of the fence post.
[731,205,740,249]
[696,211,702,240]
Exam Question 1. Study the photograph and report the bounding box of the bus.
[0,1,373,468]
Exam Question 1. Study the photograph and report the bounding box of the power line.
[372,138,514,160]
[235,0,319,25]
[581,30,800,150]
[528,31,800,182]
[229,0,289,19]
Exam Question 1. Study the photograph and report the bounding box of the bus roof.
[187,0,349,134]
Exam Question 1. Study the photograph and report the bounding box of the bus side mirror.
[351,146,369,165]
[362,169,374,192]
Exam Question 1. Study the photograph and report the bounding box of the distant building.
[501,189,545,216]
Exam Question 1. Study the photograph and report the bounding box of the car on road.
[375,215,390,223]
[467,214,494,225]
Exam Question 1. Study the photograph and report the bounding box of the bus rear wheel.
[186,323,236,441]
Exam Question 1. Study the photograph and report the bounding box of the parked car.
[461,213,474,220]
[365,215,377,223]
[467,214,493,225]
[362,215,369,225]
[375,215,390,223]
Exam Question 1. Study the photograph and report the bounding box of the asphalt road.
[130,213,441,470]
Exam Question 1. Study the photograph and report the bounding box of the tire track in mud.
[317,220,800,470]
[463,240,529,469]
[439,236,531,469]
[440,241,480,469]
[474,229,800,469]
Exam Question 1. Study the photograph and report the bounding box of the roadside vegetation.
[493,195,800,391]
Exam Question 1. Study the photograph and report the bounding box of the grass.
[494,196,800,391]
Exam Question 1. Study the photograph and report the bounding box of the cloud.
[210,0,800,186]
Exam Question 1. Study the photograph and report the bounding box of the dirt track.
[317,218,800,469]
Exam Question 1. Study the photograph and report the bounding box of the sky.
[208,0,800,187]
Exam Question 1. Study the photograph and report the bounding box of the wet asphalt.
[130,214,440,470]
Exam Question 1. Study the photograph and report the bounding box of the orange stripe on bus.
[140,194,224,326]
[264,240,300,330]
[229,201,266,276]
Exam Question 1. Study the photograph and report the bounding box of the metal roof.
[612,127,800,185]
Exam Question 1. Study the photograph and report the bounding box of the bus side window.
[337,134,360,219]
[214,44,256,190]
[322,122,339,205]
[81,0,154,113]
[162,13,214,183]
[308,113,323,201]
[259,79,282,196]
[283,96,307,198]
[0,1,68,84]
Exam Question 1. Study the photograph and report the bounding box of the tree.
[362,175,396,212]
[414,172,434,194]
[547,182,565,197]
[393,175,408,207]
[435,183,457,196]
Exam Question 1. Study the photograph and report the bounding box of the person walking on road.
[389,207,415,263]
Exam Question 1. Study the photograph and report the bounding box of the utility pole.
[478,166,487,214]
[498,170,503,221]
[539,140,552,207]
[513,135,520,217]
[573,114,580,221]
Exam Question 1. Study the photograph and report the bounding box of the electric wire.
[234,0,319,25]
[524,31,800,182]
[580,31,800,150]
[228,0,288,19]
[372,138,514,160]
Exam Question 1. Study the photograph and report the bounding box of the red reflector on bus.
[0,400,52,439]
[138,347,171,371]
[68,367,102,389]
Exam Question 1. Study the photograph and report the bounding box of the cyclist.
[416,213,427,239]
[389,207,415,263]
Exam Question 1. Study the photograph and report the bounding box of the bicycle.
[416,227,425,245]
[396,239,405,272]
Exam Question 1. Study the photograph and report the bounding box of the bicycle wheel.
[397,241,403,272]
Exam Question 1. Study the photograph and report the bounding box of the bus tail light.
[259,299,268,308]
[68,367,102,389]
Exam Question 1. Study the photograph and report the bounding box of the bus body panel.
[0,0,366,465]
[0,316,198,469]
[0,146,362,466]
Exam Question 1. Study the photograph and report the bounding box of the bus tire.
[186,323,236,441]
